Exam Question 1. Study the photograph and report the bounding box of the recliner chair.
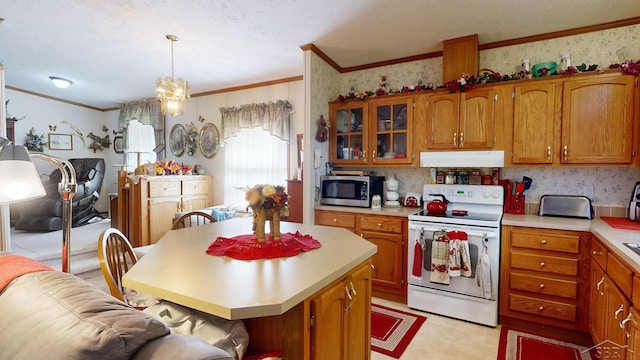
[14,158,106,231]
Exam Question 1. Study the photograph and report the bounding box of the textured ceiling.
[1,0,640,110]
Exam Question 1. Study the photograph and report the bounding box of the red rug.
[371,304,426,359]
[206,231,321,260]
[497,327,595,360]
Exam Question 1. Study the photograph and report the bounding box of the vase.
[252,207,281,242]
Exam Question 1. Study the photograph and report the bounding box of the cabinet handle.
[547,145,551,161]
[453,133,457,147]
[372,150,376,163]
[621,313,633,338]
[596,277,605,296]
[563,145,568,161]
[538,306,544,311]
[540,240,547,245]
[349,282,357,299]
[539,283,545,289]
[362,150,367,163]
[460,133,464,147]
[615,304,625,320]
[540,262,546,268]
[345,285,353,312]
[592,250,602,256]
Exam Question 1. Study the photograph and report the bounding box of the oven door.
[408,222,500,300]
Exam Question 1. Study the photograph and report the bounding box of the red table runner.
[206,231,321,260]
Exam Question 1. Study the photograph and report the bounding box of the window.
[224,127,288,206]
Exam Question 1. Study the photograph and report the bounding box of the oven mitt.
[412,239,423,277]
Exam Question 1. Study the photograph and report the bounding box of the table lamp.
[0,138,77,272]
[126,119,156,169]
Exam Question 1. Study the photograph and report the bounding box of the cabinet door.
[329,102,368,165]
[590,260,607,345]
[148,197,181,244]
[310,278,348,360]
[346,262,372,360]
[459,88,495,149]
[182,195,209,212]
[561,75,635,164]
[425,92,459,149]
[626,307,640,360]
[369,96,414,165]
[362,231,403,292]
[512,82,558,164]
[606,280,630,355]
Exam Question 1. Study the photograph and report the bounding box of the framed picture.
[113,136,124,154]
[199,123,220,158]
[169,124,185,156]
[48,133,73,150]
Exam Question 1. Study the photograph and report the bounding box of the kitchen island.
[123,217,377,359]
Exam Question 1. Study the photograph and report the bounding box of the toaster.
[629,181,640,221]
[538,195,593,219]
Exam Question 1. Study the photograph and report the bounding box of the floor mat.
[371,303,426,359]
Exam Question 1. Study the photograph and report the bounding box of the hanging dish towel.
[430,232,450,284]
[476,241,492,299]
[447,231,472,278]
[412,239,423,277]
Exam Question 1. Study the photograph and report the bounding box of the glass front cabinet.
[329,95,414,166]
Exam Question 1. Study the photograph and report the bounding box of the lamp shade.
[0,144,46,203]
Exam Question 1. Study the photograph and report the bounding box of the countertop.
[315,204,419,217]
[504,214,640,273]
[122,217,377,320]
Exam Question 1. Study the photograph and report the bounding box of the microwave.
[320,175,385,208]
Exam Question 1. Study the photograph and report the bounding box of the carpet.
[371,304,426,359]
[497,327,595,360]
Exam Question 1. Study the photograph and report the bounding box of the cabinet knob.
[377,223,382,227]
[540,240,547,245]
[333,218,338,222]
[540,262,546,267]
[539,283,545,289]
[538,306,544,311]
[592,250,602,256]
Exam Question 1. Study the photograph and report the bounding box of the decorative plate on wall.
[199,123,220,158]
[169,124,185,156]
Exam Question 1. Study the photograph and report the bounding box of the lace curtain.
[118,99,164,167]
[220,100,292,206]
[220,100,292,142]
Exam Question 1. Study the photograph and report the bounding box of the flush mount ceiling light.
[156,34,190,116]
[49,76,73,89]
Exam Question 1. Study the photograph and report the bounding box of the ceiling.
[2,0,640,110]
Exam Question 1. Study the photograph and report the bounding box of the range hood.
[419,150,504,168]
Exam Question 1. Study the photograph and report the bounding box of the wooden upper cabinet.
[368,95,414,165]
[442,34,479,81]
[511,81,559,164]
[425,89,495,150]
[329,101,368,165]
[561,74,636,164]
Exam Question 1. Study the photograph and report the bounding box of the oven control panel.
[423,184,503,205]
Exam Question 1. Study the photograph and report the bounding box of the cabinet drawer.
[182,179,210,195]
[509,294,576,322]
[148,181,181,197]
[511,231,579,253]
[511,252,578,276]
[608,253,633,298]
[511,272,577,299]
[590,239,608,270]
[316,212,356,228]
[359,216,403,233]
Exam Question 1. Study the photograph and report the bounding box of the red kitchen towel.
[412,240,423,277]
[601,217,640,231]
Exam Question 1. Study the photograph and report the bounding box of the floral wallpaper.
[309,24,640,210]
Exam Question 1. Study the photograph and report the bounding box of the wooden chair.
[97,228,138,301]
[171,211,217,230]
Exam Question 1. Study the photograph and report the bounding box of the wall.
[311,23,640,210]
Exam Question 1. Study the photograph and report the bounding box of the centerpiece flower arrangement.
[154,160,192,175]
[246,184,289,242]
[24,127,47,152]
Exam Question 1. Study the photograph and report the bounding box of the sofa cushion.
[0,271,169,360]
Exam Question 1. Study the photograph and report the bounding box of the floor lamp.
[0,138,77,272]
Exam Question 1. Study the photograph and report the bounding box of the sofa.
[0,253,234,360]
[14,158,106,231]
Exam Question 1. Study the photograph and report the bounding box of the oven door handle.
[409,223,498,239]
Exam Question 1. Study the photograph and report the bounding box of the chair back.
[97,228,138,301]
[172,211,217,230]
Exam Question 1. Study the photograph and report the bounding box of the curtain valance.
[220,100,292,142]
